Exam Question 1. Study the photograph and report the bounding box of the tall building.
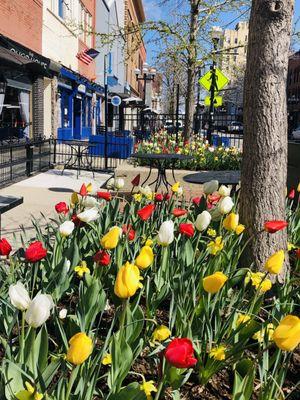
[287,50,300,132]
[219,21,248,113]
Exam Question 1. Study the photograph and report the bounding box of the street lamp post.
[134,63,157,133]
[207,27,222,145]
[195,65,203,135]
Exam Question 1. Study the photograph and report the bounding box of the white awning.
[123,97,143,102]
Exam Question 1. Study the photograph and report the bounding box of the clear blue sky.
[143,0,300,64]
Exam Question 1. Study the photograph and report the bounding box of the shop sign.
[9,48,48,70]
[111,95,122,107]
[78,84,86,94]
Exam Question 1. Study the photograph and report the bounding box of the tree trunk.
[240,0,294,278]
[183,0,199,140]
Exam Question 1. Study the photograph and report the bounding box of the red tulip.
[0,238,12,256]
[55,202,69,214]
[173,208,187,217]
[137,204,155,221]
[264,220,288,233]
[122,225,136,241]
[94,250,110,266]
[71,214,84,227]
[296,249,300,259]
[192,197,201,206]
[165,338,197,369]
[79,183,88,197]
[179,223,195,238]
[131,174,141,187]
[97,192,111,201]
[164,193,171,201]
[25,241,47,263]
[288,188,295,199]
[155,193,164,202]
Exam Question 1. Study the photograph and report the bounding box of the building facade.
[0,0,55,140]
[287,50,300,132]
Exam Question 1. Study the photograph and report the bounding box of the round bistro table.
[183,170,241,191]
[131,153,193,191]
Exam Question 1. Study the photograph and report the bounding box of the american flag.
[76,49,94,65]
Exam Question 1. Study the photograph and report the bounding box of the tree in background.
[240,0,295,277]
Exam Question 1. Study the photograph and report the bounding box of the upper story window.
[234,38,238,44]
[51,0,73,20]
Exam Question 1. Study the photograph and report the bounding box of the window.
[79,2,93,45]
[234,38,238,44]
[58,0,64,18]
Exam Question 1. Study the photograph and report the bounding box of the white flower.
[64,259,71,272]
[59,221,75,237]
[208,147,215,152]
[82,196,98,209]
[114,178,125,190]
[195,211,211,231]
[25,293,54,328]
[139,185,152,197]
[157,220,174,246]
[77,207,99,222]
[106,178,115,189]
[218,185,231,197]
[59,308,68,319]
[9,282,31,311]
[203,180,219,195]
[218,196,234,214]
[177,187,183,196]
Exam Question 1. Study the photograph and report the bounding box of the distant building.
[152,73,163,114]
[219,21,249,113]
[287,50,300,132]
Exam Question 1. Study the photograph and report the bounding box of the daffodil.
[133,193,142,202]
[207,228,217,237]
[236,314,251,327]
[15,382,43,400]
[252,323,274,343]
[209,345,226,361]
[140,379,157,400]
[74,261,90,278]
[102,353,112,365]
[235,224,245,235]
[171,182,181,193]
[207,236,224,255]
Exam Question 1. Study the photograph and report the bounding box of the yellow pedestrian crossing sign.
[204,96,223,107]
[199,68,229,92]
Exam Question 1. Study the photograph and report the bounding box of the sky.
[143,0,300,64]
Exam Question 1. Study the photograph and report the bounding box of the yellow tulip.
[135,246,154,269]
[264,250,285,274]
[273,315,300,351]
[71,192,79,205]
[145,238,153,247]
[114,262,143,299]
[297,182,300,192]
[86,183,93,193]
[203,271,228,294]
[235,224,245,235]
[223,213,239,231]
[66,332,93,365]
[259,279,272,293]
[152,325,171,342]
[100,227,122,250]
[209,345,226,361]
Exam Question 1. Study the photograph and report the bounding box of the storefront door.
[73,97,81,139]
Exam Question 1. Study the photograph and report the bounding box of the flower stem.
[154,378,165,400]
[66,366,78,400]
[119,299,128,339]
[20,311,25,364]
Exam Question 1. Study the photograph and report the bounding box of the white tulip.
[218,196,234,215]
[218,185,231,197]
[195,211,212,231]
[139,185,152,196]
[77,207,99,222]
[114,178,125,190]
[157,220,174,246]
[203,180,219,195]
[59,308,68,319]
[25,293,54,328]
[9,282,31,311]
[177,187,183,196]
[106,178,115,189]
[59,221,75,237]
[82,196,98,209]
[64,259,71,272]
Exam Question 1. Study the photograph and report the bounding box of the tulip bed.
[0,180,299,400]
[133,132,242,171]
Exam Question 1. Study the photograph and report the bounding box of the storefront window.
[0,85,31,140]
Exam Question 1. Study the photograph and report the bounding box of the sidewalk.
[0,169,111,246]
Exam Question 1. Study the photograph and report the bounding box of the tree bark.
[183,0,200,140]
[240,0,294,278]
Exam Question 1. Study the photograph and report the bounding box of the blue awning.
[60,67,104,95]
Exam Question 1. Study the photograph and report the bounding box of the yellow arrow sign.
[204,96,223,107]
[199,68,229,92]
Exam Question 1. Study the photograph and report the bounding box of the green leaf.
[108,382,146,400]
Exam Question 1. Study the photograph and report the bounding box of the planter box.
[89,134,134,159]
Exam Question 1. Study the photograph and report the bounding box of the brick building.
[287,50,300,132]
[0,0,54,139]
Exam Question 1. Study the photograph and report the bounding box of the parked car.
[164,120,183,133]
[291,126,300,140]
[227,121,243,133]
